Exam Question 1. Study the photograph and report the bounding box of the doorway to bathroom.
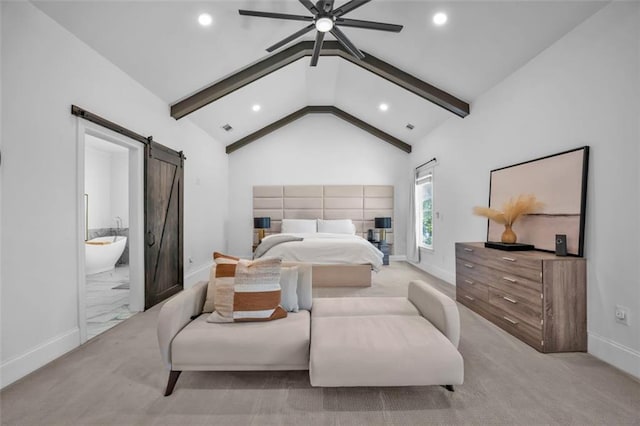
[77,124,145,342]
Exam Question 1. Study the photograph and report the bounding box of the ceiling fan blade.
[310,31,326,66]
[266,24,316,52]
[333,0,371,17]
[336,18,403,32]
[238,10,313,22]
[298,0,319,14]
[330,26,365,60]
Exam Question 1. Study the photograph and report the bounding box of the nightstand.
[369,240,391,265]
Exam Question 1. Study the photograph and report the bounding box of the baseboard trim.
[0,327,80,389]
[185,261,213,288]
[588,332,640,379]
[389,255,407,261]
[409,261,455,285]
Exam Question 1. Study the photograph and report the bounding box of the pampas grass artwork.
[473,194,544,243]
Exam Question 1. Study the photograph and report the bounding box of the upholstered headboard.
[253,185,394,249]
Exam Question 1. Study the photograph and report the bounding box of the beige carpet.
[1,262,639,425]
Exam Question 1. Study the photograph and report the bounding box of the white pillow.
[281,219,317,234]
[279,267,299,313]
[317,219,356,234]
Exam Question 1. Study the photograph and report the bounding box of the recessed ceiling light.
[252,104,261,112]
[379,103,389,112]
[433,12,447,26]
[198,13,213,27]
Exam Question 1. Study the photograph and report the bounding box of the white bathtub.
[85,236,127,275]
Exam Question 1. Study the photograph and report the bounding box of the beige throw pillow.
[207,253,287,323]
[202,264,218,313]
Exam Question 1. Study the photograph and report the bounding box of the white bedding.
[260,233,384,271]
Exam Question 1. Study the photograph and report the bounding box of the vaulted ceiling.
[35,1,606,149]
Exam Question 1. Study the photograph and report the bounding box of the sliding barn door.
[144,141,184,309]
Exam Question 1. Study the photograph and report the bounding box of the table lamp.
[254,217,271,242]
[375,217,392,242]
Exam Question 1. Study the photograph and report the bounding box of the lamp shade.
[375,217,392,229]
[253,217,271,229]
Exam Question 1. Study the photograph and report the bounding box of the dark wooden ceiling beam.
[171,41,469,120]
[225,105,412,154]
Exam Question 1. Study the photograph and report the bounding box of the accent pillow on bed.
[317,219,356,234]
[207,253,287,323]
[281,219,317,234]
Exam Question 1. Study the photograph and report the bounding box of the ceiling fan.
[239,0,403,66]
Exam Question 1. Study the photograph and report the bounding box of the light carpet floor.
[1,262,639,425]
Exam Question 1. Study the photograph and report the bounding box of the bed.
[254,232,384,287]
[253,185,394,287]
[256,232,383,269]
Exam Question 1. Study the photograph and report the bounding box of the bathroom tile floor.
[86,265,136,340]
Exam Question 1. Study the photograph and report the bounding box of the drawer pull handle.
[503,316,519,325]
[464,279,474,285]
[502,276,517,283]
[502,256,516,262]
[464,295,475,301]
[502,296,517,304]
[464,263,474,269]
[463,248,474,252]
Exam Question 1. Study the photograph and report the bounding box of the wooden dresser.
[455,242,586,352]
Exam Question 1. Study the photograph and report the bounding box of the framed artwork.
[487,146,589,256]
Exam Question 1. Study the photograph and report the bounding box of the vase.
[501,224,517,244]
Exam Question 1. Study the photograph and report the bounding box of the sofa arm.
[408,280,460,348]
[157,281,208,369]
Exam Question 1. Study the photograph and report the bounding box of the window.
[416,167,433,249]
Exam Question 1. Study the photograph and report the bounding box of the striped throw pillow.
[207,252,287,323]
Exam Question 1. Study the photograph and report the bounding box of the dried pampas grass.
[473,194,544,226]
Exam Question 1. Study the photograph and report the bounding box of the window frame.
[415,166,434,251]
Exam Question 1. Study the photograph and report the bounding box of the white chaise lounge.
[157,270,463,395]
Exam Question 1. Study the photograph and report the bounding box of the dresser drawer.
[457,287,492,313]
[457,287,543,351]
[457,259,541,295]
[456,258,484,280]
[488,288,542,330]
[491,308,543,351]
[456,272,489,302]
[483,264,542,293]
[456,243,542,282]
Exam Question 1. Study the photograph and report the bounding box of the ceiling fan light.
[315,17,334,32]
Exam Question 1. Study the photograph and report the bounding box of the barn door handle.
[146,231,156,247]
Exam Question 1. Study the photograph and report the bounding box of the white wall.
[85,147,112,229]
[228,114,410,258]
[84,145,129,229]
[0,2,228,388]
[110,151,129,228]
[410,2,640,377]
